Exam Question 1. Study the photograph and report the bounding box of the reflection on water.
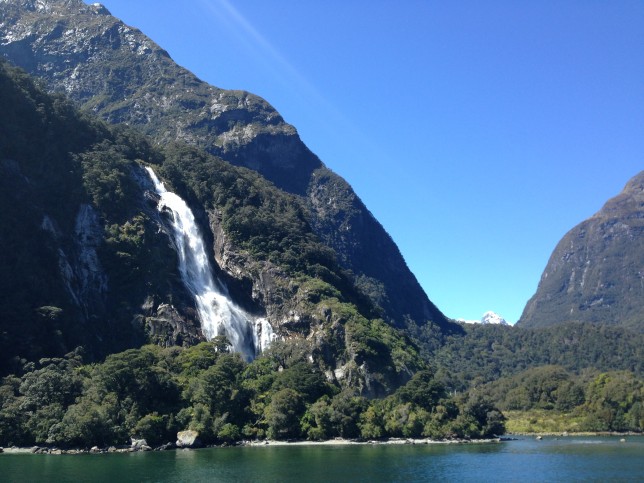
[2,436,642,483]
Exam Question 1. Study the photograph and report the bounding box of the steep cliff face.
[0,0,449,332]
[308,168,445,327]
[0,61,422,394]
[518,171,644,332]
[0,62,203,371]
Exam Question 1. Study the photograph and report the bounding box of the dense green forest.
[425,323,644,434]
[3,335,640,449]
[0,341,504,448]
[421,322,644,392]
[478,365,643,433]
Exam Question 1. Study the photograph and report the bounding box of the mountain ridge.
[0,0,449,333]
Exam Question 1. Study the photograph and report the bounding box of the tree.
[184,353,246,421]
[327,390,368,438]
[0,376,29,446]
[582,371,644,431]
[302,396,332,440]
[396,369,446,410]
[90,346,181,416]
[176,342,220,378]
[265,388,304,440]
[359,404,384,439]
[271,361,330,403]
[47,394,124,447]
[17,356,84,444]
[458,394,505,438]
[133,412,175,446]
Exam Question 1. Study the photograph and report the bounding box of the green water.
[2,437,642,482]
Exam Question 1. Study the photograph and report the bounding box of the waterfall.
[145,167,275,360]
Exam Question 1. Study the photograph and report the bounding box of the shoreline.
[2,432,641,455]
[507,431,642,437]
[0,437,502,455]
[242,437,502,447]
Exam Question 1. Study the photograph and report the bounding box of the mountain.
[458,311,509,326]
[480,311,509,325]
[0,60,429,394]
[0,0,449,334]
[518,171,644,332]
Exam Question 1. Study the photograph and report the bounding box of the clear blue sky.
[90,1,643,323]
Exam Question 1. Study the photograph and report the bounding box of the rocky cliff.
[0,0,448,333]
[0,60,425,395]
[518,171,644,332]
[0,62,203,371]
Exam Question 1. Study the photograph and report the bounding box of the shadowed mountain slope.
[518,171,644,332]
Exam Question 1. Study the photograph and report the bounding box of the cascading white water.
[253,317,276,356]
[145,167,275,360]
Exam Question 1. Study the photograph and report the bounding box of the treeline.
[477,365,643,432]
[425,322,644,392]
[0,340,504,448]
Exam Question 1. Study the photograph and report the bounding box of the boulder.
[155,442,175,451]
[131,438,148,450]
[176,430,201,448]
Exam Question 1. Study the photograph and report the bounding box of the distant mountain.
[518,171,644,332]
[0,0,449,334]
[458,311,509,326]
[481,311,509,325]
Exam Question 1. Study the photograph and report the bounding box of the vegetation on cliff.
[0,59,423,396]
[426,324,644,433]
[0,0,450,333]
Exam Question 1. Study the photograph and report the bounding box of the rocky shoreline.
[4,432,640,455]
[0,437,503,455]
[245,437,503,447]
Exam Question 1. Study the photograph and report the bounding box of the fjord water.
[145,167,274,360]
[3,437,642,482]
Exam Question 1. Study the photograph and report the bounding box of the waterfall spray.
[145,167,275,360]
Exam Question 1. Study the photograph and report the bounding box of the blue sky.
[90,1,643,323]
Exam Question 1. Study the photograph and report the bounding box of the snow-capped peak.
[480,311,508,325]
[457,311,509,325]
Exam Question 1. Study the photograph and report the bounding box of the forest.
[0,340,504,448]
